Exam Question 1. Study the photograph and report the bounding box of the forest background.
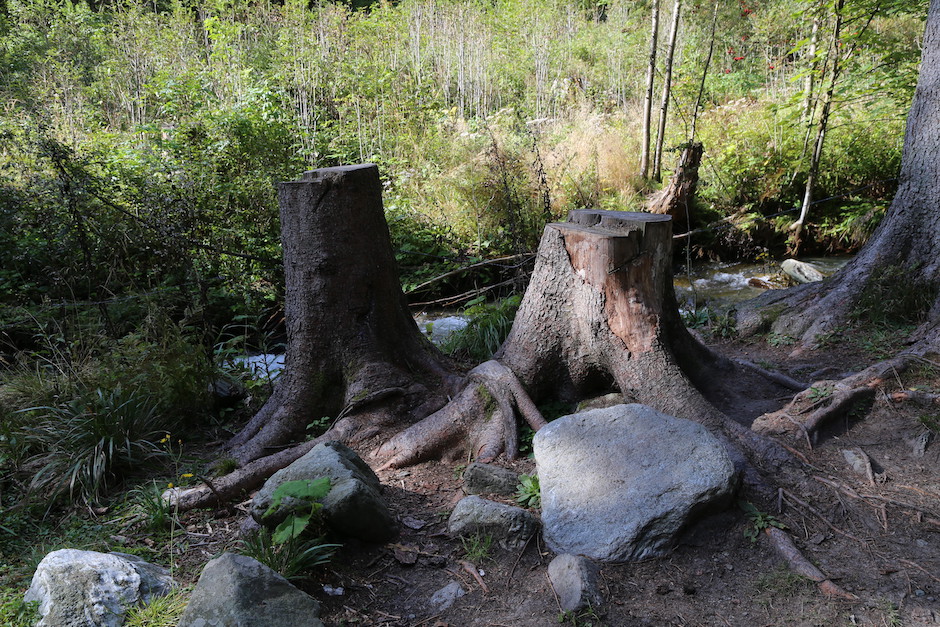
[0,0,930,620]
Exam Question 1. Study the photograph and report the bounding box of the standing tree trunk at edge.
[640,0,660,180]
[738,0,940,353]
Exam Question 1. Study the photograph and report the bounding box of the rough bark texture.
[647,142,702,230]
[738,0,940,348]
[227,164,451,464]
[378,210,791,474]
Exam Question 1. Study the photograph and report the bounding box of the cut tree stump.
[226,164,453,465]
[377,209,790,473]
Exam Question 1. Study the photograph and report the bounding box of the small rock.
[428,581,465,612]
[178,553,323,627]
[462,462,520,496]
[401,516,427,530]
[447,496,539,551]
[25,549,174,627]
[323,585,344,596]
[548,554,604,612]
[781,259,825,284]
[252,441,396,542]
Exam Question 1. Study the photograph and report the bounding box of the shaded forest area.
[0,0,931,623]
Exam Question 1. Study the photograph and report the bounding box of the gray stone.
[447,495,539,551]
[781,258,825,284]
[576,392,625,412]
[462,462,520,496]
[428,580,466,612]
[534,404,737,562]
[25,549,174,627]
[548,554,603,612]
[178,553,323,627]
[252,441,396,542]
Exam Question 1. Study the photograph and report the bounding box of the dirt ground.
[171,333,940,627]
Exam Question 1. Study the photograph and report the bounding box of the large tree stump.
[227,164,451,464]
[377,210,787,471]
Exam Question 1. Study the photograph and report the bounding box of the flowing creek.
[236,257,850,378]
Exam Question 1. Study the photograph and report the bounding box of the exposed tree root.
[374,360,546,469]
[754,379,876,445]
[763,527,858,600]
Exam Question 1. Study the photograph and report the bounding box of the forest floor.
[152,326,940,627]
[10,327,939,627]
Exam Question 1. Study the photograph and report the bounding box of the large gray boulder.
[251,441,396,542]
[534,404,737,561]
[25,549,174,627]
[447,495,539,551]
[178,553,323,627]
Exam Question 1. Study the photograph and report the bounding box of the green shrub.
[21,386,168,503]
[515,474,541,509]
[443,295,522,362]
[239,529,340,582]
[0,589,38,627]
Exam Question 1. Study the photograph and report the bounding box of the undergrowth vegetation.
[0,0,927,614]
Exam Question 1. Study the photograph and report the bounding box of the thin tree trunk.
[792,0,844,253]
[652,0,681,182]
[689,2,718,143]
[640,0,660,180]
[802,12,820,123]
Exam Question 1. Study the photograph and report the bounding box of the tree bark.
[738,0,940,347]
[377,210,792,474]
[226,164,452,465]
[647,141,702,229]
[652,0,681,183]
[640,0,660,180]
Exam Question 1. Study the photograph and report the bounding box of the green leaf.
[272,511,312,544]
[265,478,331,517]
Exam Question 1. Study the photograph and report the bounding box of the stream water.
[673,257,850,311]
[235,257,851,378]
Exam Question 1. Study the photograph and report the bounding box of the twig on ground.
[461,560,489,594]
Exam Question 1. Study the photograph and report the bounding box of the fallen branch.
[406,254,534,294]
[460,560,489,594]
[735,359,808,392]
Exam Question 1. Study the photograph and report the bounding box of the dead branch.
[406,254,534,294]
[763,527,857,600]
